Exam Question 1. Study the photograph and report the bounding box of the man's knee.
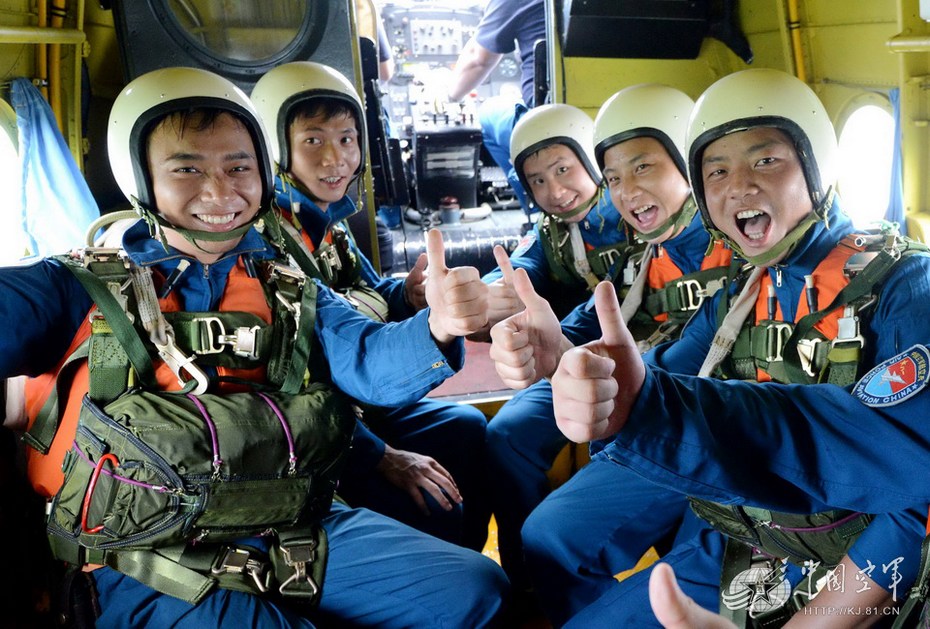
[521,496,566,565]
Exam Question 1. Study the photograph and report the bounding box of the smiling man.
[486,84,734,626]
[7,66,506,627]
[475,103,630,342]
[548,68,930,626]
[251,61,492,552]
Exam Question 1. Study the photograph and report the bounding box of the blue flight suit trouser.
[338,398,493,551]
[562,511,726,627]
[477,95,530,215]
[486,379,569,588]
[521,452,701,626]
[93,501,509,628]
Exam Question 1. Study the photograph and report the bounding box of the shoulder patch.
[853,345,930,407]
[511,232,537,259]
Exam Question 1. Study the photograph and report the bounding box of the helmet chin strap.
[545,190,598,223]
[276,170,363,217]
[131,197,263,254]
[715,189,834,267]
[634,196,698,242]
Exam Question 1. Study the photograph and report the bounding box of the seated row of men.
[4,59,930,628]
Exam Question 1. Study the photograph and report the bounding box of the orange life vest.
[749,235,865,382]
[647,240,733,323]
[24,259,271,498]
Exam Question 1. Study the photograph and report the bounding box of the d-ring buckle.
[81,452,120,534]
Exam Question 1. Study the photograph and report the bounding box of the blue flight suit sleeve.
[845,508,923,592]
[560,299,601,347]
[346,236,414,319]
[314,283,464,406]
[482,230,553,297]
[348,418,387,474]
[602,255,930,514]
[0,259,90,378]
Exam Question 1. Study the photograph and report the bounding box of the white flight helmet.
[686,68,839,243]
[250,61,366,176]
[593,84,694,179]
[510,103,600,210]
[108,66,274,216]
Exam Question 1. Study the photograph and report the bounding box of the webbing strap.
[279,221,326,283]
[64,263,156,391]
[280,278,317,395]
[107,549,215,605]
[539,215,580,287]
[23,341,89,453]
[823,343,861,386]
[782,246,901,384]
[88,317,133,403]
[643,265,729,320]
[893,533,930,628]
[719,539,752,627]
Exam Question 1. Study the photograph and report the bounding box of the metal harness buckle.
[278,541,319,597]
[264,260,306,288]
[211,547,271,593]
[193,316,261,359]
[80,247,129,268]
[154,328,209,395]
[796,338,824,377]
[764,322,794,362]
[834,305,865,349]
[675,279,705,311]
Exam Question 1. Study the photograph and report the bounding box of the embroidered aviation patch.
[853,345,930,407]
[511,231,537,258]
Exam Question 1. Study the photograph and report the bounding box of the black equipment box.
[559,0,709,59]
[412,120,482,212]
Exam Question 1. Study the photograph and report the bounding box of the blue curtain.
[886,88,906,235]
[12,77,99,257]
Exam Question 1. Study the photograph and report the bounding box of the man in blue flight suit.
[447,0,546,214]
[550,68,930,626]
[486,85,732,624]
[476,102,629,335]
[251,61,491,551]
[7,66,508,627]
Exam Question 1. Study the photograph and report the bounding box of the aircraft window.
[0,98,25,263]
[837,102,895,229]
[167,0,306,61]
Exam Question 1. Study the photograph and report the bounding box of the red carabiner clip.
[80,452,120,534]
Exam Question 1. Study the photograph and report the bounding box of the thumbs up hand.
[404,252,429,312]
[489,266,564,389]
[468,245,524,342]
[551,281,645,443]
[425,229,488,345]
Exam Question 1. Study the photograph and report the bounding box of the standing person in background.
[251,61,492,552]
[447,0,545,214]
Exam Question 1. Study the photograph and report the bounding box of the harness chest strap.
[641,261,731,322]
[731,231,927,386]
[278,214,390,323]
[25,253,317,454]
[539,212,630,288]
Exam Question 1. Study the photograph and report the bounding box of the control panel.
[408,18,466,57]
[377,0,521,136]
